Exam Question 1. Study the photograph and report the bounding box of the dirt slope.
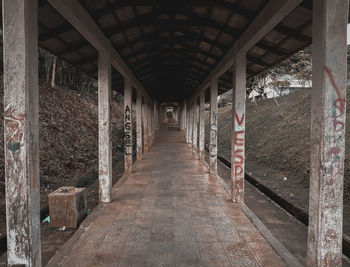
[0,79,125,237]
[206,90,350,235]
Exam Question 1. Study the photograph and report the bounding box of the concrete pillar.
[185,107,187,140]
[184,101,187,138]
[98,52,112,203]
[3,0,41,265]
[142,100,148,152]
[154,101,158,133]
[124,77,132,173]
[192,100,198,158]
[153,101,157,136]
[231,53,246,203]
[150,100,153,143]
[136,89,142,161]
[210,79,218,174]
[148,99,153,146]
[158,104,161,129]
[181,102,186,130]
[199,91,205,161]
[307,0,348,265]
[188,101,193,149]
[184,103,187,129]
[180,104,183,129]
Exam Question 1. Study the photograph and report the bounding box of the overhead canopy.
[25,0,347,100]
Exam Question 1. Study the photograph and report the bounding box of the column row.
[183,1,349,264]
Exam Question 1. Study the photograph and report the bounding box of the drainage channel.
[214,152,350,259]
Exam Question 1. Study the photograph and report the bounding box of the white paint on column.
[124,78,132,173]
[136,88,142,161]
[188,102,193,148]
[3,0,41,265]
[199,91,205,160]
[231,53,246,203]
[307,0,348,265]
[148,99,153,146]
[210,80,218,174]
[142,101,148,152]
[98,52,112,203]
[192,101,198,158]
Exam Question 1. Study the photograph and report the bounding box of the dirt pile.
[0,79,125,236]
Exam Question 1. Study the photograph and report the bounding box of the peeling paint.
[98,52,112,203]
[307,3,348,263]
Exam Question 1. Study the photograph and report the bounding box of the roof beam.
[275,24,312,43]
[39,24,71,41]
[102,8,242,39]
[255,40,291,55]
[132,56,214,70]
[54,39,91,55]
[125,44,221,62]
[247,54,272,67]
[91,0,255,21]
[192,0,302,98]
[117,29,229,52]
[48,0,148,96]
[136,64,207,78]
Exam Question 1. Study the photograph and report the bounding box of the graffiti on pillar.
[210,112,217,158]
[325,66,346,132]
[323,66,346,190]
[4,105,26,187]
[124,105,132,156]
[235,113,245,129]
[233,112,245,201]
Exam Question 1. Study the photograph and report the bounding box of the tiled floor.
[48,131,285,267]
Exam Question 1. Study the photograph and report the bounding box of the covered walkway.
[2,0,350,266]
[48,130,284,267]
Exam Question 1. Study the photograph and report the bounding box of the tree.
[247,70,271,98]
[246,45,312,100]
[288,47,312,87]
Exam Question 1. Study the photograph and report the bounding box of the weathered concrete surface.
[48,130,285,267]
[231,53,246,203]
[308,0,349,266]
[185,101,190,144]
[188,101,193,149]
[142,102,149,153]
[147,99,153,148]
[199,90,205,161]
[210,79,218,174]
[148,100,153,146]
[181,101,186,130]
[3,0,41,265]
[48,187,87,228]
[136,89,142,161]
[154,101,158,135]
[98,52,112,203]
[192,102,199,158]
[124,78,133,174]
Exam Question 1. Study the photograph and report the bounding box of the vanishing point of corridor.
[48,130,284,266]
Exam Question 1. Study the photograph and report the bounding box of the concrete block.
[48,187,87,228]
